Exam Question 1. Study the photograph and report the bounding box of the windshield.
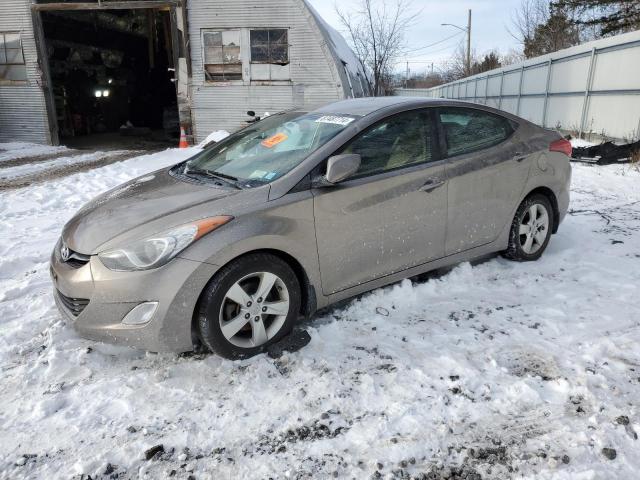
[182,112,357,187]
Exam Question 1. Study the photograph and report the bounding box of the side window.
[338,110,435,178]
[0,33,27,84]
[202,30,242,82]
[438,108,513,157]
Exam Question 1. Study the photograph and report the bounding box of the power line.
[397,38,465,62]
[401,31,463,55]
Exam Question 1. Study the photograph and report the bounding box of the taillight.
[549,138,572,157]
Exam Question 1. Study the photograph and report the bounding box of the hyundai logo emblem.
[60,243,70,262]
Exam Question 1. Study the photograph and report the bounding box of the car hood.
[63,168,248,254]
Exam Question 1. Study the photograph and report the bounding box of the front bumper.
[50,247,219,352]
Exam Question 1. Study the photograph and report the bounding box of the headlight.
[98,216,232,271]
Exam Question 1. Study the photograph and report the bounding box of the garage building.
[0,0,369,148]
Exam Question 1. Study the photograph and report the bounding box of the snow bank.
[0,147,639,479]
[197,130,230,148]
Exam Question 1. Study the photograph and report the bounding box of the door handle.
[419,178,445,192]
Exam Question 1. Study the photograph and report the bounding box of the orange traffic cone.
[178,126,189,149]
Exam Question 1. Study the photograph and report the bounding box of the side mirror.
[324,154,361,184]
[247,110,256,117]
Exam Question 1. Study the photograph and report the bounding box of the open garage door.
[32,1,191,150]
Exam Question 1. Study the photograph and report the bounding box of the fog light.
[122,302,158,326]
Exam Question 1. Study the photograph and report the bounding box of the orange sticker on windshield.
[261,132,288,148]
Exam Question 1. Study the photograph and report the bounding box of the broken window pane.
[203,29,242,82]
[0,32,26,82]
[222,30,240,48]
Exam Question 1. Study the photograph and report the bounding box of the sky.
[306,0,523,75]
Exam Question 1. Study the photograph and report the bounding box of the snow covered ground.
[0,143,639,480]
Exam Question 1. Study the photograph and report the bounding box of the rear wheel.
[504,194,554,261]
[197,253,301,359]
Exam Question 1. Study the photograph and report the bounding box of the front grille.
[57,290,89,317]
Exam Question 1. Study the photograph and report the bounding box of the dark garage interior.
[41,8,179,150]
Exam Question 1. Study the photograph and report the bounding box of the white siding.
[0,0,52,144]
[187,0,345,141]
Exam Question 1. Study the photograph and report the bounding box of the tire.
[503,193,554,261]
[197,253,301,359]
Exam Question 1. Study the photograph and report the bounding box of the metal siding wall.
[519,97,544,125]
[187,0,344,141]
[0,0,51,144]
[522,65,547,95]
[395,30,640,139]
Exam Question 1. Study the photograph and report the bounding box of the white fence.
[395,30,640,140]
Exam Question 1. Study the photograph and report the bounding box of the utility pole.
[466,9,472,76]
[442,9,472,76]
[405,61,409,88]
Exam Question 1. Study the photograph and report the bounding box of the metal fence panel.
[395,30,640,140]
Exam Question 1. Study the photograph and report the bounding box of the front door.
[312,109,447,295]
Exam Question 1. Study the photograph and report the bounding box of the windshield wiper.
[184,165,242,189]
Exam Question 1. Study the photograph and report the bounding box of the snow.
[0,150,133,181]
[1,144,639,479]
[197,130,230,148]
[0,142,68,163]
[570,138,597,149]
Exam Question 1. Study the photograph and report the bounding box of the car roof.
[312,96,467,117]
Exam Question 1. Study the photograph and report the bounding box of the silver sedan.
[50,97,572,358]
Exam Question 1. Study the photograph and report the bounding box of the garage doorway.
[37,5,183,150]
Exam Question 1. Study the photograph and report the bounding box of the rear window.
[439,108,514,157]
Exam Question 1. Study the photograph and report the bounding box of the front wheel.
[197,253,301,359]
[503,194,554,261]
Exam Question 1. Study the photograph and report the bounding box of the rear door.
[312,109,447,295]
[438,107,529,255]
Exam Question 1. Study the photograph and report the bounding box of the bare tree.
[336,0,417,96]
[509,0,550,49]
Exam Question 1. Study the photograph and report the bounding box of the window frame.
[321,108,443,183]
[249,28,289,65]
[201,28,244,84]
[0,32,27,85]
[435,106,518,159]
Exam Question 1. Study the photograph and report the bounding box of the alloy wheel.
[218,272,290,348]
[518,203,550,255]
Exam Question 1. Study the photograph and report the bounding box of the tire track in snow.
[0,150,145,191]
